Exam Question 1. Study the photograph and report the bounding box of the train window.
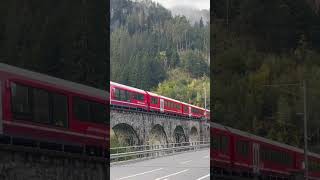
[125,91,130,101]
[52,93,68,127]
[73,97,90,121]
[285,153,292,165]
[120,89,126,101]
[11,83,32,119]
[271,150,276,162]
[261,147,269,161]
[260,146,293,166]
[151,97,158,104]
[33,88,50,124]
[184,106,188,113]
[73,97,106,124]
[236,140,249,157]
[192,108,200,114]
[260,148,265,160]
[114,88,120,100]
[135,93,144,101]
[221,135,229,152]
[91,101,106,124]
[115,89,131,101]
[11,82,69,127]
[127,91,132,101]
[211,134,219,150]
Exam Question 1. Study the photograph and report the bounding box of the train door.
[253,143,260,175]
[0,81,2,134]
[189,106,192,117]
[160,99,164,113]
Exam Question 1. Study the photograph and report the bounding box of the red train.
[0,63,108,156]
[211,122,320,179]
[110,81,210,120]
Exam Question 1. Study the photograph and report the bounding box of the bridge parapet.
[110,109,209,146]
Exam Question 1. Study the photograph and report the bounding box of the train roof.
[211,122,320,159]
[159,95,206,110]
[180,100,206,110]
[159,95,184,104]
[146,91,160,97]
[189,103,206,110]
[0,63,108,100]
[110,81,146,94]
[111,81,207,111]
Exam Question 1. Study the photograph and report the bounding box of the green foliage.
[180,50,209,78]
[154,69,209,108]
[111,0,210,107]
[213,0,320,151]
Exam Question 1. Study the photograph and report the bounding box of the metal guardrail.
[110,141,209,163]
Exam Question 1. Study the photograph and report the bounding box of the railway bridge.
[110,109,210,146]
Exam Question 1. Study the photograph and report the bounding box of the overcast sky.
[152,0,210,10]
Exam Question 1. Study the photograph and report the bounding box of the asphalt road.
[110,149,210,180]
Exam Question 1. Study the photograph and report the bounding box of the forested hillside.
[170,6,209,25]
[213,0,320,152]
[111,0,210,107]
[0,1,107,89]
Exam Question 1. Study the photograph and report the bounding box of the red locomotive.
[110,81,209,119]
[211,122,320,179]
[0,63,108,156]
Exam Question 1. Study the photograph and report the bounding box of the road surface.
[110,149,210,180]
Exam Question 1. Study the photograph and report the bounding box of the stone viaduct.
[110,109,210,146]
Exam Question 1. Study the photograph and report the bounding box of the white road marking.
[196,174,210,180]
[202,155,209,159]
[154,169,189,180]
[180,160,192,164]
[117,168,163,180]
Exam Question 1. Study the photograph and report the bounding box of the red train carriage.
[211,123,232,171]
[0,63,108,156]
[182,102,191,117]
[211,122,320,179]
[146,91,161,112]
[110,81,208,119]
[160,95,183,116]
[190,104,205,119]
[110,81,148,111]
